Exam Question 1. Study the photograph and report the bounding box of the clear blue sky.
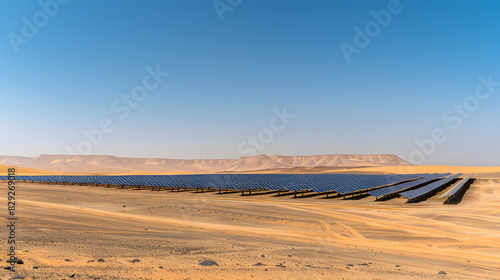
[1,0,500,166]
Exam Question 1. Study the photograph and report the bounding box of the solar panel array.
[438,174,474,199]
[298,174,426,195]
[367,173,451,199]
[399,173,462,200]
[2,173,427,194]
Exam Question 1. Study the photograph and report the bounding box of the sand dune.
[0,164,60,175]
[270,154,410,167]
[223,155,293,171]
[0,155,34,166]
[0,154,412,175]
[310,165,500,178]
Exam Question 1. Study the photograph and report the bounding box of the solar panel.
[312,174,426,195]
[438,174,473,199]
[399,173,462,200]
[367,173,451,199]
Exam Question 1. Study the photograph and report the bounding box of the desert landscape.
[4,1,500,279]
[2,154,500,279]
[0,154,413,174]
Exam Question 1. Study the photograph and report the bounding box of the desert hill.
[0,154,411,174]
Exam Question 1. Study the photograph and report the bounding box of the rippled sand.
[2,179,500,279]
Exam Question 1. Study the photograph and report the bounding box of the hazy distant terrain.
[0,154,411,174]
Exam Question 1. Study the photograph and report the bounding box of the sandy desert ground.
[2,176,500,280]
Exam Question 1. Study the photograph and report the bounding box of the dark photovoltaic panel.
[8,173,426,194]
[367,173,451,199]
[438,174,473,199]
[399,173,462,200]
[308,174,426,195]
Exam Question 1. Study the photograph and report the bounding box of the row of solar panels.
[1,174,428,195]
[368,173,464,201]
[400,173,462,200]
[438,174,474,199]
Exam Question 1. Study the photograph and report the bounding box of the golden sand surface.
[318,165,500,178]
[0,165,61,175]
[1,178,500,279]
[3,162,500,177]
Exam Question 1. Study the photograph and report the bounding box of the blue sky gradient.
[1,0,500,165]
